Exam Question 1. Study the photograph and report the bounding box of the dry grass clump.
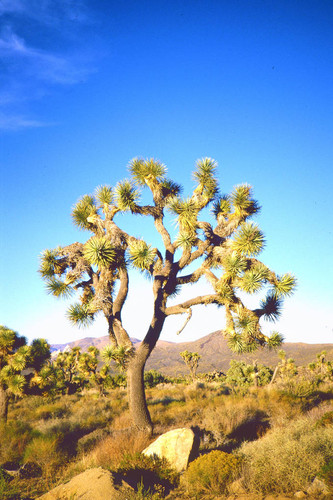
[82,429,153,470]
[240,408,333,494]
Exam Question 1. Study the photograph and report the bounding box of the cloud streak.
[0,0,97,131]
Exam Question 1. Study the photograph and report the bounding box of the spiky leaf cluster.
[128,240,156,271]
[72,195,96,230]
[193,157,218,198]
[6,374,26,395]
[45,278,74,298]
[115,180,140,211]
[102,344,134,371]
[175,232,197,250]
[160,179,182,200]
[266,331,284,349]
[221,252,247,279]
[95,185,113,207]
[234,308,258,337]
[215,279,234,302]
[39,248,65,278]
[212,195,231,218]
[273,273,296,297]
[239,269,266,294]
[129,157,167,186]
[232,222,265,256]
[260,294,282,322]
[84,236,116,268]
[231,184,260,217]
[67,303,95,328]
[168,197,199,233]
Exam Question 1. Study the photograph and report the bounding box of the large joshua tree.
[39,157,296,434]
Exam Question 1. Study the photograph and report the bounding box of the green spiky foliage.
[0,326,51,419]
[95,185,114,207]
[39,248,66,278]
[168,197,199,233]
[175,232,197,250]
[128,240,156,271]
[193,157,218,199]
[39,156,295,433]
[115,179,140,210]
[84,236,116,267]
[230,184,260,217]
[45,277,74,298]
[232,222,265,256]
[221,252,247,279]
[72,195,96,230]
[260,294,282,322]
[129,157,167,186]
[67,303,95,328]
[273,273,297,297]
[212,195,232,218]
[102,344,134,371]
[267,331,284,349]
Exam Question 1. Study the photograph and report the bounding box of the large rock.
[142,428,198,472]
[37,467,132,500]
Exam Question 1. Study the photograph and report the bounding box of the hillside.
[51,331,333,375]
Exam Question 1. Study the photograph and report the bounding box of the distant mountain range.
[51,331,333,375]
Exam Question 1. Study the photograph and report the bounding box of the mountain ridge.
[51,331,333,375]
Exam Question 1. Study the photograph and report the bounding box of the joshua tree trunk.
[127,309,166,435]
[0,385,9,423]
[127,345,153,435]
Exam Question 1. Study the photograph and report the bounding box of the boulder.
[142,428,198,472]
[307,476,331,497]
[37,467,133,500]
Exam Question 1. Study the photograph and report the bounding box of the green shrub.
[0,421,35,464]
[144,370,167,388]
[316,410,333,428]
[24,435,63,472]
[182,450,241,497]
[116,452,178,496]
[240,415,333,494]
[34,401,69,420]
[319,459,333,488]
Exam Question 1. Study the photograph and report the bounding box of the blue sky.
[0,0,332,346]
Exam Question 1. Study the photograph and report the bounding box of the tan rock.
[294,492,307,499]
[307,476,331,497]
[228,478,247,495]
[37,467,132,500]
[142,428,198,472]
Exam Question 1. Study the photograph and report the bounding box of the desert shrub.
[225,360,273,389]
[34,401,69,420]
[144,370,168,388]
[0,421,35,464]
[315,410,333,428]
[240,415,333,494]
[319,459,333,488]
[200,396,269,449]
[117,452,178,495]
[86,430,152,470]
[182,450,241,497]
[23,435,63,472]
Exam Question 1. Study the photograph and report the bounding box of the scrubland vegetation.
[1,348,333,499]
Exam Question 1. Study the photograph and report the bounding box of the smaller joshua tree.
[0,326,51,421]
[180,350,201,380]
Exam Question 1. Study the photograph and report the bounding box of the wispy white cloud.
[0,113,50,131]
[0,1,98,131]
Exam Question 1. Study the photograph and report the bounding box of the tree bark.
[127,308,166,435]
[0,385,9,423]
[127,344,153,435]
